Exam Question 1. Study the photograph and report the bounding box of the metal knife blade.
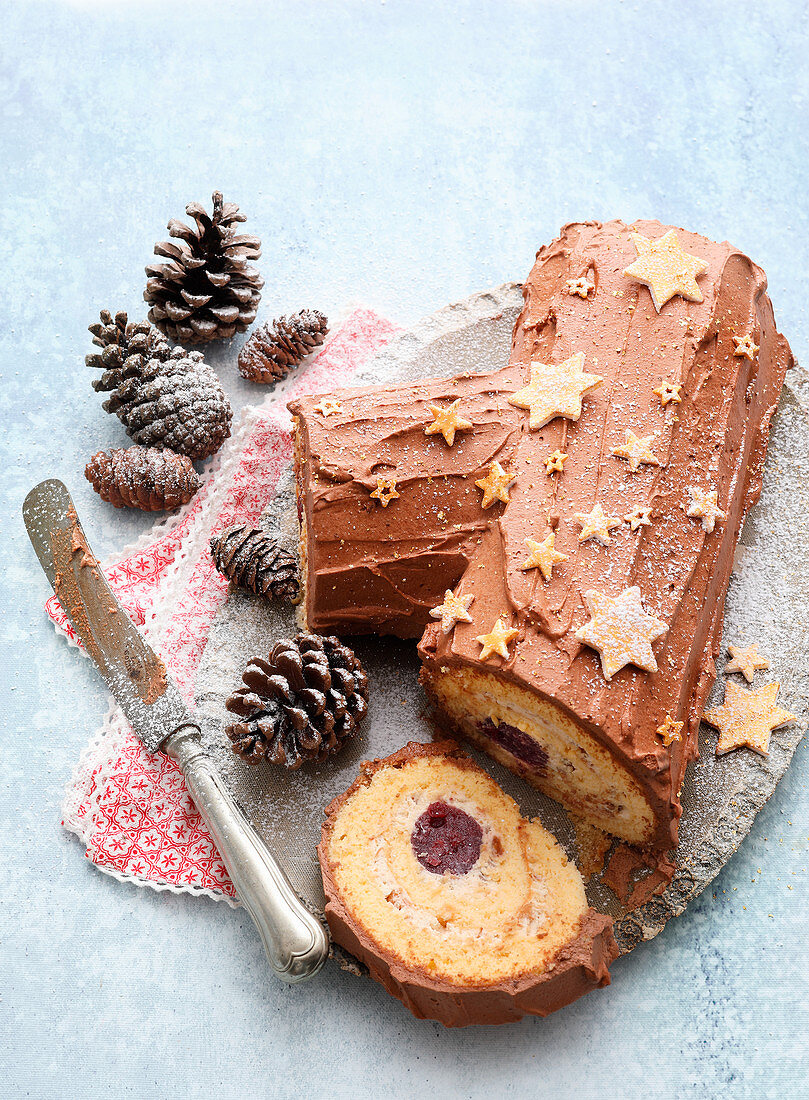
[23,478,330,983]
[23,478,192,751]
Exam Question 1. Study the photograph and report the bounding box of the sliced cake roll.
[318,742,617,1026]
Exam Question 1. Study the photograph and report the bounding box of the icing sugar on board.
[194,284,807,955]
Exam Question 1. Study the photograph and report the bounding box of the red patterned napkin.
[50,309,398,902]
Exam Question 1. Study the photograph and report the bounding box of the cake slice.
[319,742,617,1026]
[291,220,793,852]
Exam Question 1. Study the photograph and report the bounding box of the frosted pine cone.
[86,309,169,393]
[238,309,328,383]
[85,446,200,511]
[104,345,232,460]
[209,524,299,601]
[225,634,369,768]
[144,191,263,344]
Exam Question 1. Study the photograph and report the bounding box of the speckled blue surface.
[2,2,808,1096]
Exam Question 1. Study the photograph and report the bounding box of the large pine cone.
[102,345,232,460]
[238,309,328,383]
[210,524,299,601]
[225,634,369,768]
[144,191,263,345]
[86,310,170,393]
[86,446,200,511]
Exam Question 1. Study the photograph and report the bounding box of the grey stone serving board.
[195,284,808,955]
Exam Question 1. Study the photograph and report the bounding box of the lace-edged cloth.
[49,309,398,904]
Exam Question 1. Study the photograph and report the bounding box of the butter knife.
[23,479,330,984]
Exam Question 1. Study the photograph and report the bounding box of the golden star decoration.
[522,532,568,582]
[725,642,770,683]
[624,229,709,312]
[545,450,568,474]
[574,502,622,545]
[575,586,668,680]
[657,714,684,746]
[566,277,593,300]
[611,429,661,472]
[429,590,475,634]
[625,506,653,531]
[476,617,520,661]
[686,486,725,533]
[507,352,603,430]
[369,477,400,507]
[475,461,515,509]
[703,680,795,757]
[424,399,473,447]
[314,398,342,416]
[733,333,759,360]
[653,381,682,407]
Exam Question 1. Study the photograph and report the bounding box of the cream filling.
[427,668,656,844]
[472,687,634,823]
[369,788,548,943]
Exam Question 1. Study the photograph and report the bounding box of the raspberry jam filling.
[480,719,549,773]
[411,801,483,875]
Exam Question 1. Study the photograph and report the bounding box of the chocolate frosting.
[52,506,168,705]
[318,742,617,1027]
[290,368,525,637]
[291,220,793,850]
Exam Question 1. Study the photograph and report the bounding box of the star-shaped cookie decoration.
[657,714,684,746]
[574,502,622,545]
[475,461,515,509]
[733,333,759,360]
[476,618,519,661]
[424,399,473,447]
[686,486,725,533]
[624,229,709,311]
[611,429,661,472]
[653,381,682,407]
[369,476,399,507]
[566,277,593,300]
[625,506,653,531]
[314,398,342,416]
[508,352,603,430]
[429,590,475,633]
[575,586,668,680]
[703,680,795,756]
[545,450,568,474]
[725,642,770,683]
[522,532,568,582]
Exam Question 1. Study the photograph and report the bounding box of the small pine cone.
[210,524,299,601]
[85,446,200,511]
[105,345,232,460]
[144,191,263,345]
[86,309,170,393]
[238,309,328,383]
[225,634,369,768]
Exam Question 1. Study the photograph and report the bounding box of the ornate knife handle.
[165,726,330,983]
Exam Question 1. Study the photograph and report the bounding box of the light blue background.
[2,2,808,1097]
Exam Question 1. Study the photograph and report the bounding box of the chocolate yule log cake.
[290,219,793,852]
[319,742,617,1026]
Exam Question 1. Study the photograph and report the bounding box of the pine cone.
[100,345,232,460]
[225,634,370,768]
[86,446,200,511]
[210,524,299,601]
[86,309,170,393]
[144,191,263,345]
[238,309,328,383]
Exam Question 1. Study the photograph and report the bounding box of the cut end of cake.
[318,741,618,1026]
[420,663,661,848]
